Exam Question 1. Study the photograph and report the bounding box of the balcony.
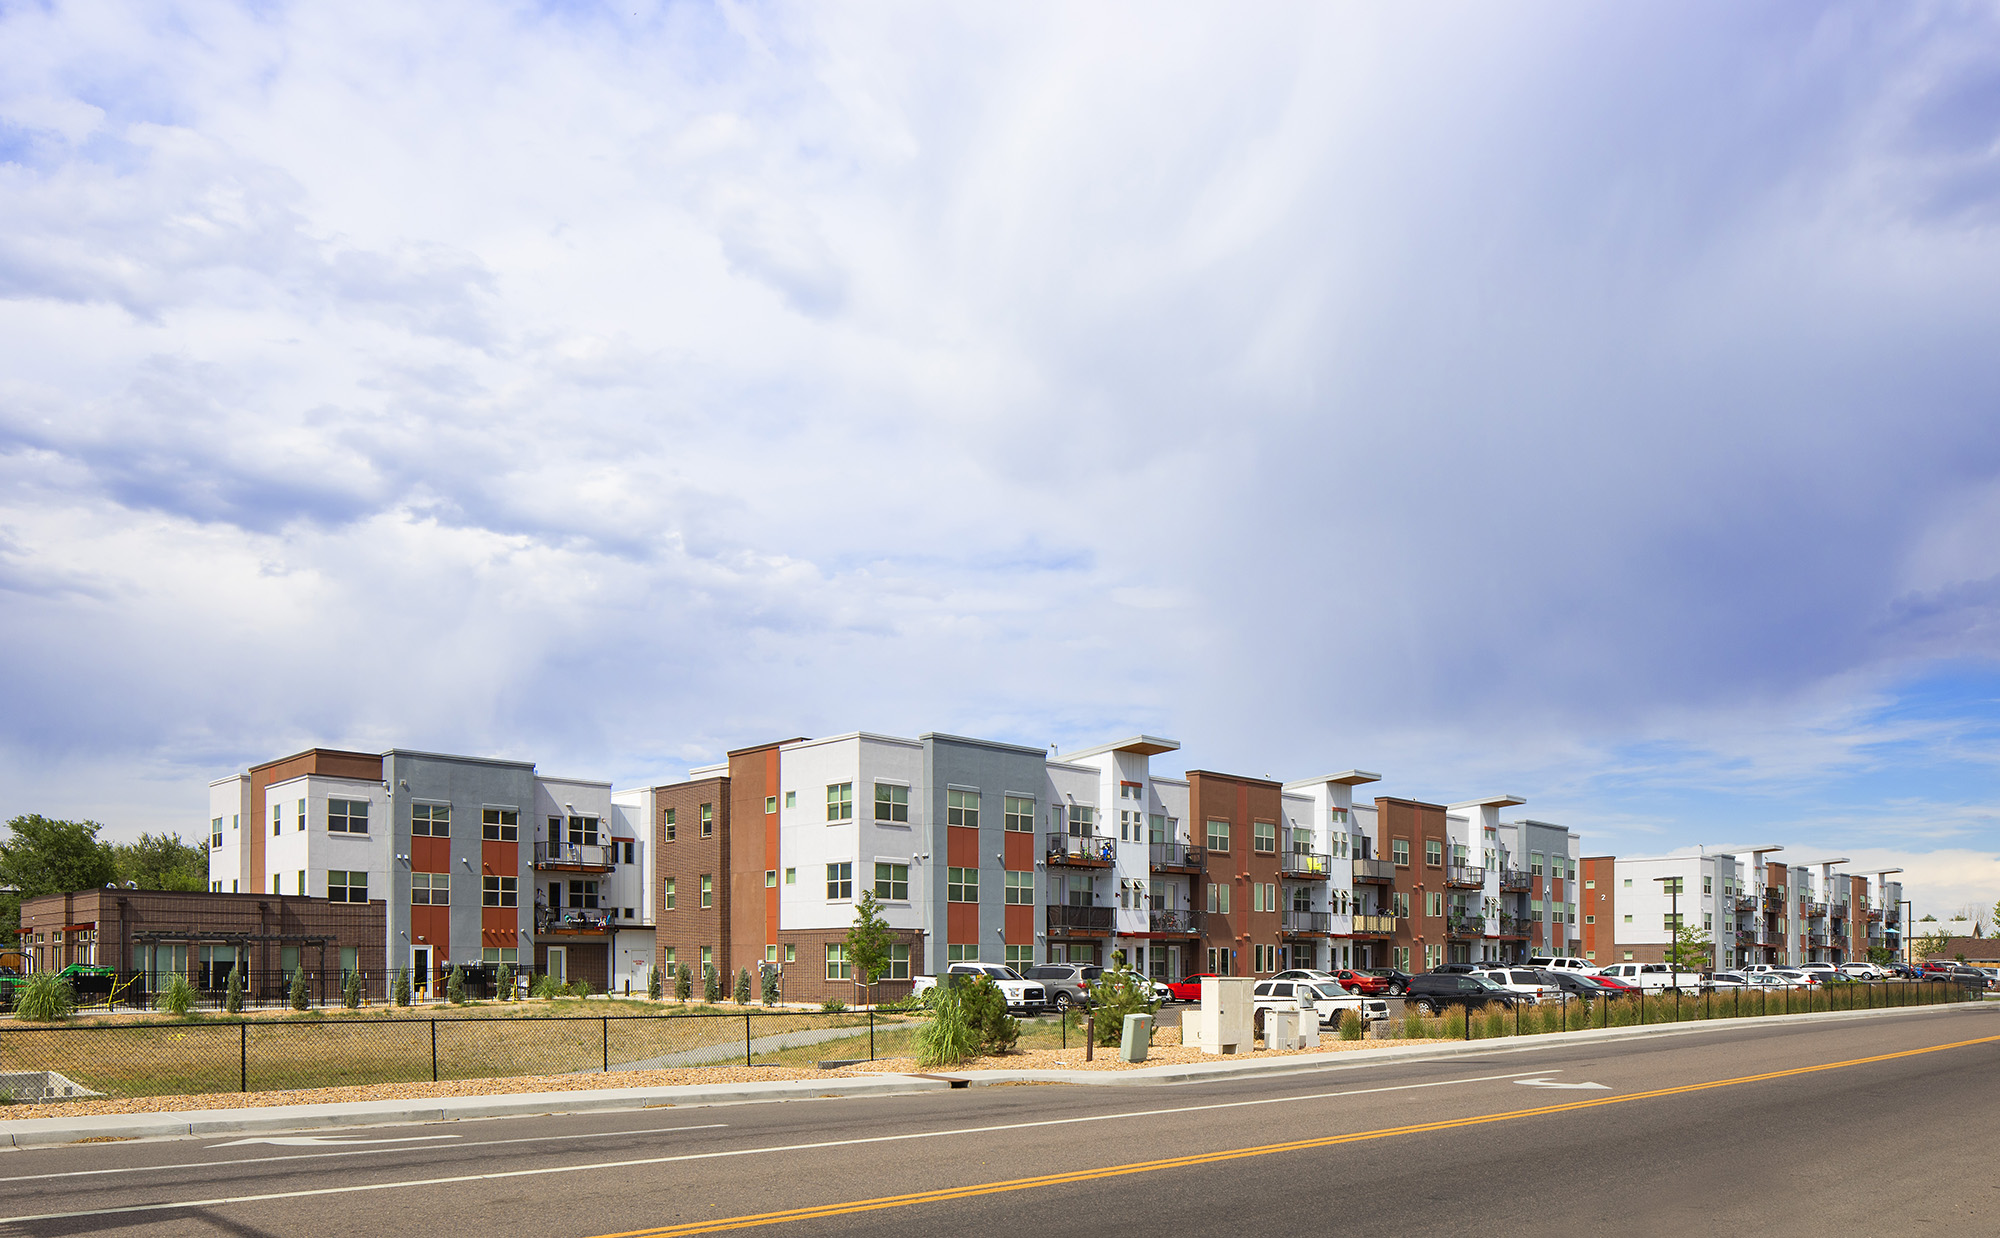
[1498,869,1532,892]
[1445,916,1483,940]
[1806,901,1828,918]
[1498,915,1529,939]
[1147,908,1204,935]
[1281,910,1333,937]
[1867,907,1883,921]
[534,841,614,871]
[535,906,614,934]
[1445,865,1486,889]
[1281,851,1332,879]
[1349,914,1398,936]
[1734,895,1756,911]
[1046,833,1116,868]
[1149,842,1205,872]
[1885,913,1901,929]
[1351,858,1396,884]
[1761,890,1784,910]
[1806,932,1829,947]
[1047,904,1113,937]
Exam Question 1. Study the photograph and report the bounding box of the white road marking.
[1512,1078,1610,1090]
[0,1124,729,1184]
[209,1134,464,1147]
[0,1070,1554,1224]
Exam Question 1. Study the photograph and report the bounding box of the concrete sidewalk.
[0,999,1985,1148]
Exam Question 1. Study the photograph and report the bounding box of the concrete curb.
[2,999,1985,1146]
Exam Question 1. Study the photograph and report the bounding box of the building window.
[273,803,282,836]
[480,807,517,841]
[1584,879,1596,889]
[874,862,909,901]
[947,944,979,963]
[826,863,853,900]
[297,799,306,831]
[765,796,777,814]
[665,879,675,910]
[1426,891,1444,917]
[947,867,978,902]
[328,870,367,903]
[1393,892,1411,918]
[622,839,636,865]
[766,869,777,888]
[885,943,912,980]
[411,873,449,905]
[785,791,796,809]
[1392,838,1410,866]
[1005,871,1033,905]
[874,784,909,823]
[412,803,449,836]
[946,789,979,828]
[664,808,676,841]
[766,945,778,964]
[1661,876,1684,895]
[1004,796,1034,833]
[825,943,850,980]
[297,870,305,894]
[784,867,796,885]
[784,944,796,963]
[1623,914,1633,924]
[483,875,518,907]
[209,816,224,848]
[699,874,713,908]
[1425,839,1443,866]
[481,947,519,965]
[568,879,599,908]
[1253,822,1276,852]
[1206,820,1230,852]
[1205,883,1231,914]
[1584,914,1595,925]
[826,784,853,822]
[700,946,712,969]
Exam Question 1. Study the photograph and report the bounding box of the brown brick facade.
[656,775,731,985]
[1581,855,1616,964]
[1376,796,1448,970]
[1187,771,1285,977]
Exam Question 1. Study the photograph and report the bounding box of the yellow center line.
[592,1031,2000,1238]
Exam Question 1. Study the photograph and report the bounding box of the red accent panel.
[412,836,451,873]
[1003,832,1035,870]
[947,827,980,868]
[947,903,978,945]
[1004,904,1033,945]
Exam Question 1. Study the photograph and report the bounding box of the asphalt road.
[1,1004,1994,1237]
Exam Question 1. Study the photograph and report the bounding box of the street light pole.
[1900,899,1913,968]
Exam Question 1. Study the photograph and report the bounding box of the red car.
[1589,974,1637,993]
[1331,969,1389,996]
[1166,973,1218,1002]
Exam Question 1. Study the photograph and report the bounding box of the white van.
[1528,956,1595,973]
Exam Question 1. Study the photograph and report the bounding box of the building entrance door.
[411,946,431,999]
[547,946,567,983]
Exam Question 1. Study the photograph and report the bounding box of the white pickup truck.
[1594,962,1705,993]
[1250,978,1391,1032]
[911,963,1050,1014]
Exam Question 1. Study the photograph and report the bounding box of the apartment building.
[1609,850,1900,970]
[207,746,654,995]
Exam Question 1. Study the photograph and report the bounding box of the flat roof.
[1057,735,1181,761]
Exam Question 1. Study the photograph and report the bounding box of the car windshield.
[1304,984,1345,1001]
[982,966,1023,981]
[1469,975,1505,990]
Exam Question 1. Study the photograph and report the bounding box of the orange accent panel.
[410,905,450,962]
[1004,904,1033,945]
[947,903,978,945]
[1002,832,1034,870]
[412,836,452,873]
[946,827,980,868]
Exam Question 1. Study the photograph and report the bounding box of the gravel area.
[0,1024,1454,1122]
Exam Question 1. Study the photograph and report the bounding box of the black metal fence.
[0,1010,901,1100]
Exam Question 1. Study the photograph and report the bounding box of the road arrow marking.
[210,1134,463,1148]
[1512,1078,1609,1090]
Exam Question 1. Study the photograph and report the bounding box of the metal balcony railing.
[1047,904,1113,934]
[1147,908,1204,934]
[1281,851,1331,878]
[533,841,615,869]
[1351,858,1397,883]
[1445,916,1483,939]
[536,906,613,932]
[1445,865,1486,889]
[1498,869,1532,892]
[1806,901,1828,917]
[1280,910,1333,935]
[1734,895,1756,911]
[1148,842,1205,870]
[1046,833,1117,865]
[1498,916,1529,936]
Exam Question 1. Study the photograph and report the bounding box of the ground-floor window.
[1002,945,1032,970]
[946,944,979,963]
[826,943,851,979]
[1392,946,1411,971]
[481,947,518,964]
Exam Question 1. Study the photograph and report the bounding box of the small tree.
[675,963,692,1003]
[394,967,412,1007]
[761,966,780,1006]
[224,965,244,1015]
[288,966,310,1011]
[1082,966,1157,1047]
[844,890,892,1006]
[647,966,662,1000]
[342,967,364,1009]
[734,967,752,1005]
[1667,921,1712,972]
[496,963,514,1002]
[703,964,722,1004]
[447,965,467,1005]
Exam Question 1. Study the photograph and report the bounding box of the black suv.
[1405,972,1528,1014]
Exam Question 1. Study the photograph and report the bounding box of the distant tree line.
[0,815,208,945]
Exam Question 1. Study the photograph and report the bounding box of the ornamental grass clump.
[14,973,74,1022]
[1402,1008,1425,1040]
[1482,1003,1506,1039]
[161,972,198,1016]
[1338,1009,1364,1041]
[914,983,982,1068]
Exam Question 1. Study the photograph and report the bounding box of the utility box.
[1298,1011,1321,1049]
[1184,975,1254,1054]
[1263,1009,1299,1051]
[1120,1013,1152,1062]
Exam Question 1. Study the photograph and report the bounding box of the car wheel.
[1421,1000,1443,1015]
[1053,992,1073,1013]
[1253,1008,1267,1036]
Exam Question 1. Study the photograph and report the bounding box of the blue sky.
[1,2,1997,920]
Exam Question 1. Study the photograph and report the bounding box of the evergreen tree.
[342,967,363,1009]
[761,966,780,1006]
[496,962,514,1001]
[675,963,692,1003]
[703,964,722,1004]
[734,967,752,1004]
[224,965,244,1015]
[394,967,412,1006]
[447,964,467,1004]
[647,966,663,1000]
[288,965,310,1011]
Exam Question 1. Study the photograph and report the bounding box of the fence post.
[869,1010,875,1061]
[603,1017,610,1072]
[744,1013,752,1067]
[240,1021,248,1093]
[431,1019,438,1083]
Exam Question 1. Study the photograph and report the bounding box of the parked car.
[1527,956,1597,973]
[1426,962,1483,976]
[1250,979,1390,1033]
[910,964,1049,1014]
[1707,971,1750,989]
[1272,969,1361,993]
[1330,969,1390,996]
[1021,964,1102,1013]
[1885,964,1925,980]
[1404,972,1528,1014]
[1363,967,1413,996]
[1166,973,1217,1003]
[1839,962,1890,980]
[1795,963,1840,980]
[1594,962,1705,993]
[1589,973,1638,993]
[1537,969,1628,999]
[1469,967,1558,1003]
[1928,964,1993,991]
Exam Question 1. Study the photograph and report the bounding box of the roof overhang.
[1058,735,1181,761]
[1448,794,1526,809]
[1284,770,1382,789]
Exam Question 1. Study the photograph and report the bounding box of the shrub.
[343,968,364,1009]
[820,998,847,1013]
[1440,1007,1467,1039]
[1338,1009,1364,1040]
[876,993,923,1013]
[675,964,692,1003]
[533,973,566,999]
[914,984,982,1067]
[224,966,244,1015]
[447,965,466,1005]
[703,965,722,1004]
[735,967,752,1005]
[761,968,780,1006]
[288,967,311,1011]
[568,977,592,998]
[161,972,198,1016]
[394,967,412,1007]
[647,966,663,1000]
[1082,968,1155,1047]
[961,976,1020,1053]
[496,963,514,1002]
